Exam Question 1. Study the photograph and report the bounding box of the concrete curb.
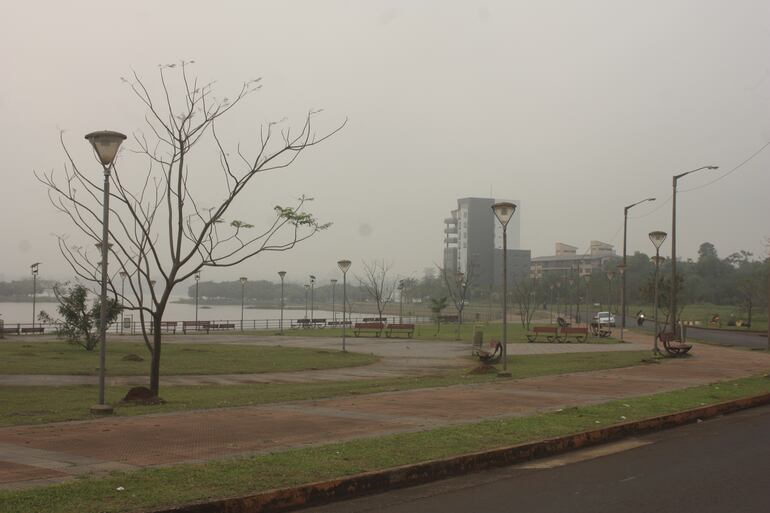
[151,392,770,513]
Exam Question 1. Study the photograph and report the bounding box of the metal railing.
[0,315,434,337]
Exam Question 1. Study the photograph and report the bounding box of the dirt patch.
[120,386,164,405]
[468,364,498,374]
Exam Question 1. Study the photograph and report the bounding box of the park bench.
[310,318,327,328]
[293,319,311,328]
[148,321,177,334]
[182,320,210,334]
[471,337,502,364]
[362,317,387,322]
[385,323,414,338]
[589,321,612,338]
[353,322,384,337]
[526,326,558,343]
[556,326,589,343]
[2,325,21,335]
[211,323,235,330]
[327,320,352,327]
[658,331,692,356]
[439,314,459,323]
[20,327,45,334]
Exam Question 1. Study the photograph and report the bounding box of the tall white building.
[444,197,528,288]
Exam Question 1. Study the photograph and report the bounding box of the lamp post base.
[89,404,114,415]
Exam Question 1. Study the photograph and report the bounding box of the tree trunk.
[150,315,162,396]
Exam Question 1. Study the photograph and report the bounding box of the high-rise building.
[443,197,529,288]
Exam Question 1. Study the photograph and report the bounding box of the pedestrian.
[636,311,645,327]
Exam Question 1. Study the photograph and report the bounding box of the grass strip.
[0,341,376,376]
[0,351,649,426]
[2,373,769,513]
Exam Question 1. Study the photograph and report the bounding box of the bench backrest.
[355,322,384,329]
[183,321,210,327]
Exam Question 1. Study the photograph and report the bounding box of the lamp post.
[330,279,338,324]
[240,277,247,331]
[309,275,316,324]
[278,271,286,333]
[622,197,655,338]
[119,270,127,334]
[492,201,517,376]
[616,265,625,339]
[649,230,668,355]
[303,284,310,320]
[606,270,616,319]
[31,262,40,330]
[549,284,554,324]
[85,129,126,415]
[398,279,404,324]
[670,166,717,335]
[337,260,352,351]
[194,272,201,324]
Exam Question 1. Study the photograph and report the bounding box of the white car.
[594,311,616,327]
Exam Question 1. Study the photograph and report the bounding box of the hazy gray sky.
[1,0,768,284]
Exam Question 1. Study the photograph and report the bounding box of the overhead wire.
[679,140,770,193]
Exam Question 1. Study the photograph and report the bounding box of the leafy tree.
[38,63,342,396]
[429,296,448,334]
[39,284,121,350]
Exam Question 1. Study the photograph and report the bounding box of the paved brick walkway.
[1,333,769,490]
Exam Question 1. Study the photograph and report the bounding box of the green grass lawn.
[277,322,622,344]
[3,373,769,513]
[0,341,377,376]
[0,351,651,426]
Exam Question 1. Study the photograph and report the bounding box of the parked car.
[593,311,616,327]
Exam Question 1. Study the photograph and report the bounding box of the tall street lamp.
[670,166,717,335]
[398,279,405,324]
[616,265,625,339]
[492,201,517,376]
[622,197,655,338]
[278,271,286,333]
[649,230,668,355]
[330,278,338,324]
[85,129,126,415]
[606,270,616,318]
[194,272,201,324]
[119,270,127,334]
[31,262,40,330]
[240,277,247,331]
[309,275,316,324]
[337,259,352,351]
[304,284,310,320]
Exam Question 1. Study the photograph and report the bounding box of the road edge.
[151,392,770,513]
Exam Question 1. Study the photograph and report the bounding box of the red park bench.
[353,322,384,337]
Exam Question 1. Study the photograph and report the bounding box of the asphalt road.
[304,405,770,513]
[620,315,769,349]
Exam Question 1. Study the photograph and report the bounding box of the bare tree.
[439,262,475,339]
[357,260,397,320]
[37,62,343,396]
[512,278,538,330]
